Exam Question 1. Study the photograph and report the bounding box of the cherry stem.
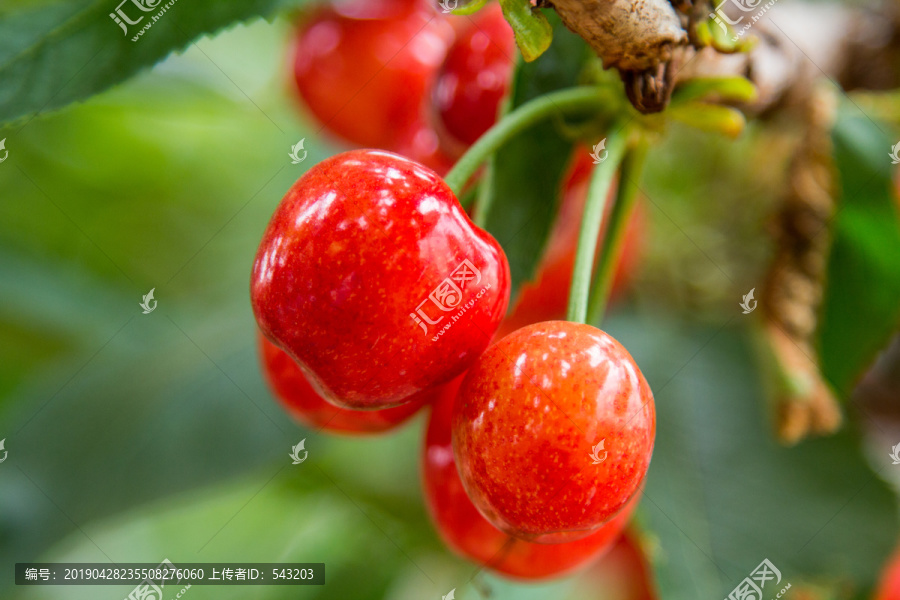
[565,131,627,325]
[445,86,613,206]
[587,139,648,326]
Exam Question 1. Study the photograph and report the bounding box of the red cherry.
[500,152,644,336]
[876,548,900,600]
[424,383,636,579]
[432,4,516,152]
[588,533,658,600]
[291,3,453,148]
[251,150,511,409]
[259,333,425,434]
[452,321,655,543]
[393,118,456,176]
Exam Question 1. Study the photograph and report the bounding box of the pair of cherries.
[251,147,655,579]
[290,0,516,172]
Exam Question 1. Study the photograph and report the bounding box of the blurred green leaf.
[497,0,552,62]
[480,13,591,301]
[18,465,601,600]
[620,318,899,600]
[0,0,308,126]
[819,108,900,395]
[16,472,432,600]
[0,24,331,594]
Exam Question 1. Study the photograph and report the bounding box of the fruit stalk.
[587,139,647,326]
[565,132,626,325]
[443,86,613,203]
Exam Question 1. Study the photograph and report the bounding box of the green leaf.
[498,0,553,62]
[819,107,900,395]
[0,0,307,126]
[602,314,900,600]
[479,13,591,301]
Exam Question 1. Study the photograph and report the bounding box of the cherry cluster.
[250,0,656,582]
[289,0,516,174]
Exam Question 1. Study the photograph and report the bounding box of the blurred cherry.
[291,3,453,148]
[876,547,900,600]
[394,118,456,176]
[432,3,516,155]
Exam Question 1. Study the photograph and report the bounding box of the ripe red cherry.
[251,150,510,410]
[500,152,644,335]
[432,4,516,152]
[424,384,636,579]
[259,333,426,434]
[291,3,453,148]
[452,321,655,543]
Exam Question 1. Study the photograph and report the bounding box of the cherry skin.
[424,383,637,579]
[251,149,511,410]
[500,152,644,336]
[259,333,426,434]
[452,320,655,543]
[291,2,453,148]
[432,4,516,153]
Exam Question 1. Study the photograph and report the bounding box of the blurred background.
[1,2,900,600]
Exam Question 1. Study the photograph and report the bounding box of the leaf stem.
[444,86,613,204]
[565,132,627,324]
[586,139,648,326]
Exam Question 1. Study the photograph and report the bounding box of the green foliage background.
[1,2,899,600]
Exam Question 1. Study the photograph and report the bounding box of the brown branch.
[545,0,899,114]
[547,0,687,71]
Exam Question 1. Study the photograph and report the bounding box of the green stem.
[471,155,495,227]
[444,86,613,202]
[586,139,648,326]
[565,132,627,324]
